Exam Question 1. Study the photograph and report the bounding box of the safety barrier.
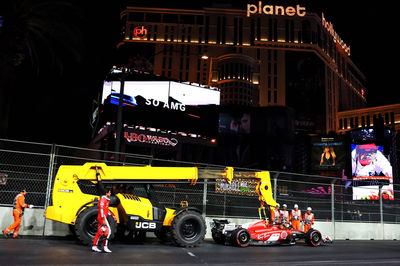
[1,138,399,239]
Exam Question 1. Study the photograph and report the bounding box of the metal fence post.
[42,144,56,236]
[379,185,383,224]
[331,182,335,239]
[379,185,384,239]
[273,173,279,201]
[202,180,208,218]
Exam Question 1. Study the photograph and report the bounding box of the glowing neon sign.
[321,13,351,56]
[247,1,306,17]
[133,26,148,39]
[124,132,178,147]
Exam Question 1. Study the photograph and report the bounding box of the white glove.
[29,204,34,209]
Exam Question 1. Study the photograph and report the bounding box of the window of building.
[196,15,203,25]
[205,16,209,43]
[146,13,161,22]
[163,14,177,23]
[339,118,343,129]
[129,12,145,22]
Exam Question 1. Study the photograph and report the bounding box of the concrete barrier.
[1,207,400,240]
[0,207,69,237]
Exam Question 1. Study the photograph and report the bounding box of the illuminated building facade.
[337,104,400,132]
[117,4,367,134]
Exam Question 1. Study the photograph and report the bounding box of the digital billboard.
[311,136,346,171]
[351,143,394,200]
[102,81,220,111]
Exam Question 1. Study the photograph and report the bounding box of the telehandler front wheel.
[74,206,116,245]
[171,210,206,247]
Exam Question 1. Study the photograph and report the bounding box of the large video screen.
[311,136,346,171]
[102,81,220,110]
[351,143,394,200]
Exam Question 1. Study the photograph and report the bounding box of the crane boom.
[57,163,234,185]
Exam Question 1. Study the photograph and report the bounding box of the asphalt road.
[1,236,400,265]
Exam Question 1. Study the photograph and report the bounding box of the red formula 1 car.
[211,219,323,247]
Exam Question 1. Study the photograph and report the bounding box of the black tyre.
[171,210,206,247]
[212,231,226,244]
[74,206,116,245]
[155,227,172,242]
[68,224,77,237]
[230,228,251,247]
[305,229,322,247]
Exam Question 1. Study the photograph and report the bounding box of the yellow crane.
[45,163,277,247]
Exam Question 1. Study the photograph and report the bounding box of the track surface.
[1,236,400,265]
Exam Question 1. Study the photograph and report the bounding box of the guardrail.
[1,138,399,224]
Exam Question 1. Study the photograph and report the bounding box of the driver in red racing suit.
[92,189,113,253]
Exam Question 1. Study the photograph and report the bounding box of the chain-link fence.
[1,138,399,225]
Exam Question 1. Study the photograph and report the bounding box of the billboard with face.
[351,143,394,200]
[311,136,346,171]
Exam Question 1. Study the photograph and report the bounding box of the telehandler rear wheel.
[74,206,116,245]
[171,210,206,247]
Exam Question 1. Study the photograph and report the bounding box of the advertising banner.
[311,136,346,171]
[351,143,394,200]
[102,81,220,110]
[215,178,258,196]
[123,127,180,150]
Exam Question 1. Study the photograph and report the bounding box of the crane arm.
[233,170,278,220]
[57,163,233,185]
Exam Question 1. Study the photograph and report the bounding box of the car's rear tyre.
[171,210,206,247]
[305,229,322,247]
[74,206,116,245]
[230,228,251,247]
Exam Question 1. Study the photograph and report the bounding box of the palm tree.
[0,0,84,136]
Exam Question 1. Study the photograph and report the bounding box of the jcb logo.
[135,222,156,229]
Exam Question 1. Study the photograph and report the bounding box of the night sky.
[0,0,398,145]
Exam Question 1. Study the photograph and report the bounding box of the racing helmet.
[356,144,378,166]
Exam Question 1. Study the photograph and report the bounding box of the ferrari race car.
[211,219,324,247]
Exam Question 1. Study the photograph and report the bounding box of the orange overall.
[303,212,314,232]
[5,193,28,237]
[290,209,302,231]
[270,209,281,224]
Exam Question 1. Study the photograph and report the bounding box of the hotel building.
[117,3,367,135]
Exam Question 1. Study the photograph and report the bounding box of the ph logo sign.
[133,26,148,38]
